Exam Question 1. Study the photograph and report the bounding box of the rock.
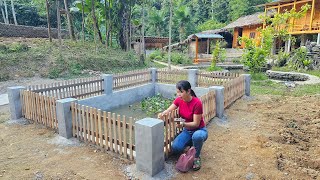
[246,172,254,180]
[284,81,296,88]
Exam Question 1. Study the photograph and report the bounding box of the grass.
[251,79,320,97]
[0,39,155,81]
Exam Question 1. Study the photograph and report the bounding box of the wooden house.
[224,12,265,49]
[163,29,229,63]
[131,36,169,55]
[262,0,320,48]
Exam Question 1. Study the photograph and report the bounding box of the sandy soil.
[0,78,319,179]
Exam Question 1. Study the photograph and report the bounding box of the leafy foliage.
[141,93,174,116]
[288,47,312,70]
[148,50,192,65]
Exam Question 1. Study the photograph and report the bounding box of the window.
[249,32,256,39]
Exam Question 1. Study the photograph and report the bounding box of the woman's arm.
[158,103,178,117]
[182,114,202,129]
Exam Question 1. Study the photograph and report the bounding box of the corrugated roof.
[194,33,224,39]
[224,12,265,29]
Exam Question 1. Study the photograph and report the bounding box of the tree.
[168,0,172,70]
[63,0,76,40]
[45,0,52,42]
[0,0,8,24]
[174,5,190,42]
[10,0,17,25]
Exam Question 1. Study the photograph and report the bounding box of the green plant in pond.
[141,93,174,116]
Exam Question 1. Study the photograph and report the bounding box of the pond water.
[110,101,158,121]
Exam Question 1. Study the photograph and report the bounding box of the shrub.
[288,46,312,70]
[276,49,290,67]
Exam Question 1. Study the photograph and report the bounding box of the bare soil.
[0,79,319,179]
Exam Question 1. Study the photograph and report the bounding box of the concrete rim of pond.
[266,70,320,85]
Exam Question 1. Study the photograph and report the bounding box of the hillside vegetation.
[0,38,158,81]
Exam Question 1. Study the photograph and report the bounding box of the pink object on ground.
[175,146,196,173]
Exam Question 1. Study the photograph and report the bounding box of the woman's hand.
[158,110,168,118]
[176,121,184,128]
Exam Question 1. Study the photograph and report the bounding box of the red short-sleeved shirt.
[173,97,205,130]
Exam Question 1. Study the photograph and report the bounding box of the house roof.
[193,33,224,39]
[224,12,265,29]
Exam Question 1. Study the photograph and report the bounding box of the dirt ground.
[1,79,319,179]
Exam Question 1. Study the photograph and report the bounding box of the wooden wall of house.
[232,25,262,48]
[275,0,320,33]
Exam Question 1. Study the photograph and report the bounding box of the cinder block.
[150,68,157,83]
[7,86,26,120]
[188,69,199,88]
[135,118,164,176]
[244,74,251,96]
[102,74,113,95]
[56,98,78,139]
[209,86,224,119]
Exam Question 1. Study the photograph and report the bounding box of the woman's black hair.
[176,80,197,97]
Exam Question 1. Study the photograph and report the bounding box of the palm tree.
[148,8,165,37]
[174,5,190,42]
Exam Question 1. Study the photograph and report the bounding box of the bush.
[240,37,268,73]
[276,49,290,67]
[288,46,312,70]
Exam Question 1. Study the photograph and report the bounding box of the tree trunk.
[3,0,9,24]
[81,0,85,42]
[10,0,17,25]
[56,0,62,54]
[104,0,108,48]
[91,0,102,44]
[63,0,76,41]
[107,0,112,47]
[0,1,7,24]
[45,0,52,42]
[168,0,172,70]
[141,2,145,58]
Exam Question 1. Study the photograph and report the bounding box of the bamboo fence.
[71,103,136,161]
[197,71,240,87]
[224,75,245,108]
[157,69,188,84]
[113,69,152,91]
[21,90,58,129]
[200,90,216,124]
[27,77,104,100]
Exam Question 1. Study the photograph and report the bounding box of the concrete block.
[56,98,78,139]
[7,86,26,119]
[135,118,164,177]
[103,74,113,95]
[188,69,199,88]
[209,86,224,119]
[244,74,251,96]
[150,68,157,83]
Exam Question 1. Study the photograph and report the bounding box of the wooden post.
[207,38,209,54]
[309,0,315,30]
[195,36,199,64]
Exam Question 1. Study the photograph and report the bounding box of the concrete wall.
[78,83,154,111]
[155,83,210,99]
[0,23,68,38]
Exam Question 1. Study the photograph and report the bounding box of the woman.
[159,80,208,171]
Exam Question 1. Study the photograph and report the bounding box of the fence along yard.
[197,71,240,87]
[113,69,152,90]
[21,90,58,129]
[157,68,188,84]
[27,77,104,100]
[71,103,135,160]
[224,75,245,108]
[18,68,246,162]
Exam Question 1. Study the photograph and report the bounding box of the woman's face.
[176,88,190,101]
